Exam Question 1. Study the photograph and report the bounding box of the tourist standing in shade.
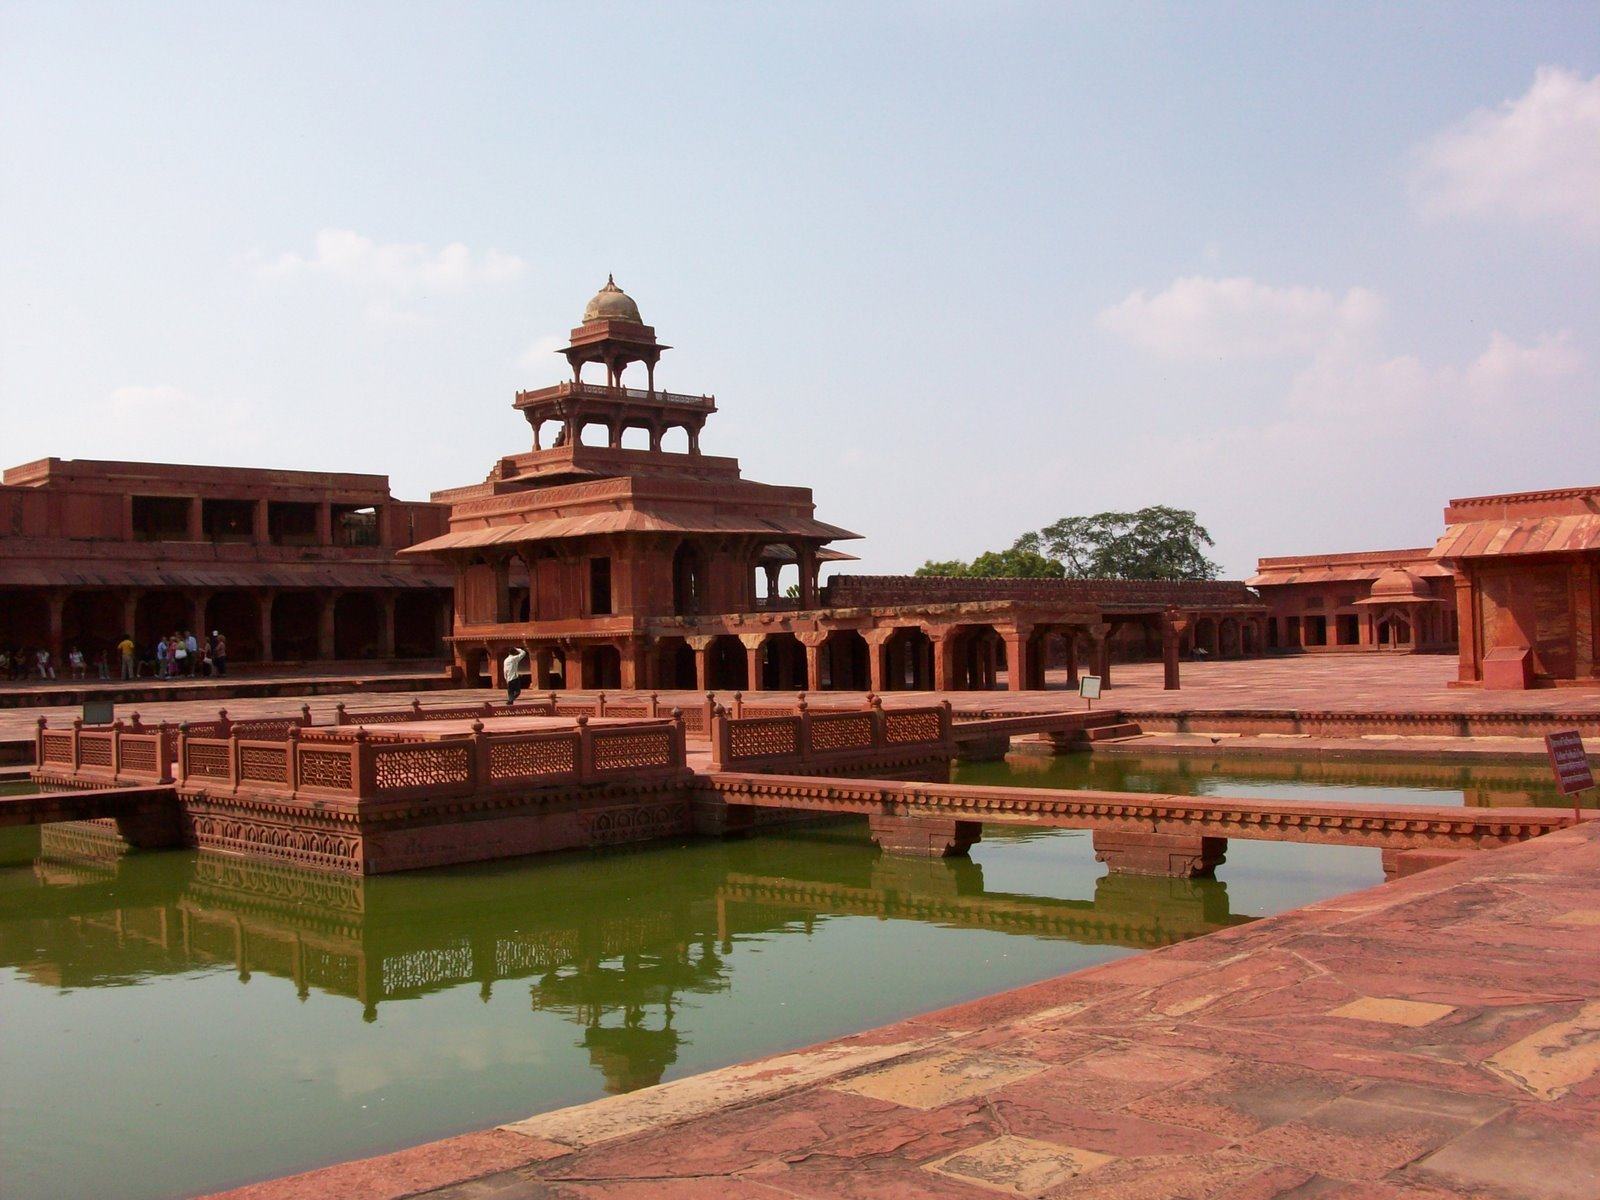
[503,646,530,705]
[212,632,227,676]
[184,631,198,677]
[118,634,136,680]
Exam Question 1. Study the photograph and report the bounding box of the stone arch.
[334,593,383,658]
[136,591,192,657]
[0,590,49,656]
[883,626,933,691]
[536,646,567,689]
[655,636,697,689]
[583,644,622,690]
[62,590,122,661]
[206,591,262,662]
[759,633,807,690]
[706,635,747,690]
[394,592,444,657]
[1193,616,1218,658]
[947,624,1003,690]
[271,592,321,661]
[820,630,869,690]
[672,542,704,617]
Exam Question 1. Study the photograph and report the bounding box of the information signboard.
[1542,732,1593,825]
[1544,730,1593,796]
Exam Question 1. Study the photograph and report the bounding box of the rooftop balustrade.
[513,381,715,410]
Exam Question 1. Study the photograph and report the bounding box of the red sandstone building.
[1247,548,1457,655]
[408,281,1268,692]
[1433,484,1600,689]
[0,458,454,670]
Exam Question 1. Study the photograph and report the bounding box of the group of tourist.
[0,631,229,684]
[143,630,229,679]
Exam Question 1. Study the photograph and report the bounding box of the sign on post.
[1544,730,1593,820]
[1079,675,1102,710]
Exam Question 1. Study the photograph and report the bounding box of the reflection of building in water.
[3,821,1258,1094]
[1007,752,1565,810]
[530,943,730,1093]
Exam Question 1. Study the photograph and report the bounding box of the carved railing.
[34,717,176,785]
[173,717,688,802]
[710,697,954,771]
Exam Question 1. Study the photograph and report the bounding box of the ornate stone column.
[740,632,765,692]
[259,592,275,663]
[687,635,715,692]
[1001,622,1033,692]
[863,628,895,694]
[796,630,828,691]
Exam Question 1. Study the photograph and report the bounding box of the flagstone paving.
[5,656,1599,748]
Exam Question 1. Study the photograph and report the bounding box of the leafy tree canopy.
[917,506,1220,582]
[914,547,1065,578]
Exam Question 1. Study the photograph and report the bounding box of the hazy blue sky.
[3,2,1596,577]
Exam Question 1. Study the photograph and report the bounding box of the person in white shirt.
[502,647,530,705]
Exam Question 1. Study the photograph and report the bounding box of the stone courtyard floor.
[5,655,1599,748]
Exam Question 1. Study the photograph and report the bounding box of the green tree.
[1037,506,1220,581]
[914,545,1064,578]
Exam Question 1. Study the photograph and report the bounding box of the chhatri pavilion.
[405,280,1266,693]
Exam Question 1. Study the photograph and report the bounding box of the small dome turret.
[582,275,643,325]
[1368,567,1432,601]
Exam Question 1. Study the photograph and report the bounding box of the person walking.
[503,646,530,705]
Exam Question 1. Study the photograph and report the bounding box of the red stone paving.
[6,655,1600,746]
[206,821,1600,1200]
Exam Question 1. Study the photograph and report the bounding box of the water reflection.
[960,750,1573,808]
[2,818,1254,1098]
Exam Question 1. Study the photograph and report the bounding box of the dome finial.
[583,276,643,324]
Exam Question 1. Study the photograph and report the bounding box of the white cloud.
[516,334,565,371]
[254,229,526,293]
[1095,276,1384,359]
[1411,66,1600,240]
[1130,326,1591,568]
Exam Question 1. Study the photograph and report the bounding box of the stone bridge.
[698,772,1584,878]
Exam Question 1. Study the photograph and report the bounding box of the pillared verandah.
[404,280,1267,694]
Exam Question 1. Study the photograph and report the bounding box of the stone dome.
[582,275,643,324]
[1368,567,1432,601]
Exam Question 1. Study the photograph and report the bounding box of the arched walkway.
[820,630,869,690]
[583,645,622,690]
[759,633,807,690]
[335,593,383,658]
[62,591,121,659]
[394,592,444,657]
[206,591,262,662]
[271,592,321,661]
[706,635,747,690]
[881,627,933,691]
[655,637,698,689]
